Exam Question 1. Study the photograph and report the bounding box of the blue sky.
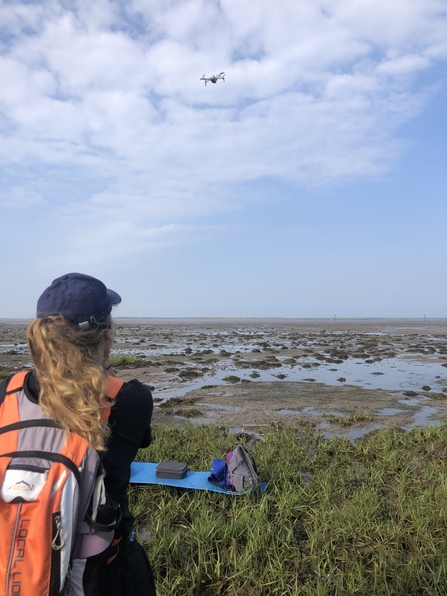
[1,0,446,318]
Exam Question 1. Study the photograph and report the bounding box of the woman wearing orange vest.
[0,273,156,596]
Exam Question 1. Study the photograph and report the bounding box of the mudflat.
[1,318,447,438]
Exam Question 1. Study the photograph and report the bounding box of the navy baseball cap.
[36,273,121,330]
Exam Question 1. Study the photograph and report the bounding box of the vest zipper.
[49,513,62,596]
[5,502,22,596]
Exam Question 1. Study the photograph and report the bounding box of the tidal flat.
[3,318,447,594]
[2,317,447,439]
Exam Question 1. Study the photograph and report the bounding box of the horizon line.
[1,316,446,322]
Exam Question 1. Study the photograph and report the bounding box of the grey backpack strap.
[77,468,122,540]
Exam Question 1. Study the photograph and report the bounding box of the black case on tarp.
[155,461,188,479]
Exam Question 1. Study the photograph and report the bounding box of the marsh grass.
[109,355,146,367]
[131,424,447,595]
[326,410,375,426]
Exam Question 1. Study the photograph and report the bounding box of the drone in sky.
[200,72,225,85]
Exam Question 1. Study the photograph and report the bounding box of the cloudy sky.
[1,0,446,318]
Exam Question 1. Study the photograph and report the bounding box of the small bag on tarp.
[155,461,188,479]
[209,444,260,494]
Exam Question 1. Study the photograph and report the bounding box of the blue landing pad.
[130,462,266,495]
[130,462,230,493]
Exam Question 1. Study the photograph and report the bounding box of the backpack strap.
[101,376,125,422]
[4,370,29,394]
[105,376,125,399]
[0,371,30,426]
[1,371,124,423]
[0,374,14,406]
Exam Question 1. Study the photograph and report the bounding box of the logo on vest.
[8,480,35,492]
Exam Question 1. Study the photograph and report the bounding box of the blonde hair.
[26,315,111,451]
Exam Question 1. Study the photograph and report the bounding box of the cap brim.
[107,288,122,306]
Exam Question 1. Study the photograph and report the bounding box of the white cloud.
[1,0,446,264]
[376,54,431,75]
[36,216,223,269]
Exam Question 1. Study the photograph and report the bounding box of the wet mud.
[1,318,447,439]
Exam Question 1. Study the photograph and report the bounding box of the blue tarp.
[130,462,232,493]
[130,462,266,495]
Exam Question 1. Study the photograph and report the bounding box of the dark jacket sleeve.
[102,379,153,508]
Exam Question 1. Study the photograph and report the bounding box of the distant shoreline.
[1,317,446,325]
